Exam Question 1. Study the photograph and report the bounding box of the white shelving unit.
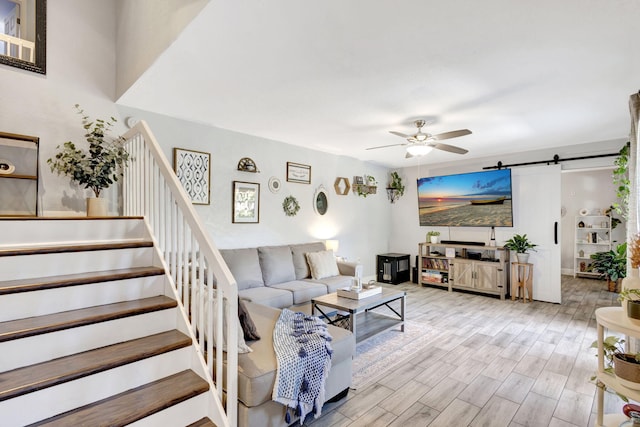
[574,215,611,278]
[595,307,638,426]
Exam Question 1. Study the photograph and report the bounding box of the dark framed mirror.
[314,186,328,215]
[0,0,46,74]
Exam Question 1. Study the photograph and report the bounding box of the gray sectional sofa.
[220,242,362,309]
[219,242,361,427]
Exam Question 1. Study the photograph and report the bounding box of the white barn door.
[511,165,562,303]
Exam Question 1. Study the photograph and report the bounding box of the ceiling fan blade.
[432,129,472,140]
[366,142,407,151]
[389,131,411,138]
[430,142,469,155]
[405,151,414,158]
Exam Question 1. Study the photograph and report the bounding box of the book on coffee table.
[337,285,382,300]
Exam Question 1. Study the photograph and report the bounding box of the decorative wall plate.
[0,159,15,175]
[268,176,281,193]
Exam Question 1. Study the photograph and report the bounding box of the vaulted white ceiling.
[117,0,639,168]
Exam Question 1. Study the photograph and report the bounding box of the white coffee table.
[311,287,406,343]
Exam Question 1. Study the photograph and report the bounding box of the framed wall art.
[173,148,211,204]
[232,181,260,223]
[286,162,311,184]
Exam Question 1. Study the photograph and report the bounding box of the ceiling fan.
[367,119,471,158]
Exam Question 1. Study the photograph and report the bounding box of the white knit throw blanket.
[272,309,333,423]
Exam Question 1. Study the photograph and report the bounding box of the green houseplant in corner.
[504,234,537,263]
[590,243,627,293]
[48,105,130,216]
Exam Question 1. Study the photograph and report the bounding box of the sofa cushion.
[290,242,325,279]
[258,246,296,286]
[269,280,328,305]
[238,298,260,341]
[238,287,294,309]
[306,250,340,280]
[238,302,355,408]
[220,248,264,290]
[306,275,353,293]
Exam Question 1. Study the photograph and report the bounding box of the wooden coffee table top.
[311,287,406,314]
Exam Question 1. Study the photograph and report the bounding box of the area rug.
[351,319,438,389]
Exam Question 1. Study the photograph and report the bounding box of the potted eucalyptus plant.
[48,105,130,216]
[504,234,537,263]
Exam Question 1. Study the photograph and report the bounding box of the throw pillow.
[305,250,340,280]
[238,298,260,341]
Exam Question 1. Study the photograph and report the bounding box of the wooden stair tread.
[0,266,165,295]
[0,296,177,342]
[187,417,217,427]
[0,241,154,257]
[27,370,209,427]
[0,330,192,401]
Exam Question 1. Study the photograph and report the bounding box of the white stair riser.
[0,247,159,280]
[128,392,211,427]
[0,347,194,427]
[0,308,179,372]
[0,219,149,247]
[0,276,168,322]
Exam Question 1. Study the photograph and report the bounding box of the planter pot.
[607,278,621,293]
[628,300,640,321]
[623,278,640,323]
[430,236,439,244]
[86,197,108,217]
[516,253,529,263]
[614,353,640,390]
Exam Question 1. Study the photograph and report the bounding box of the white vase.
[430,236,438,244]
[516,253,529,263]
[87,197,108,217]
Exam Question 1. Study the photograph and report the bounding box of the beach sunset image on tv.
[417,169,513,227]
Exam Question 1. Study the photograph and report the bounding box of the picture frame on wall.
[173,148,211,205]
[232,181,260,223]
[286,162,311,184]
[353,176,364,185]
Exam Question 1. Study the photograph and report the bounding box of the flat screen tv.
[417,169,513,227]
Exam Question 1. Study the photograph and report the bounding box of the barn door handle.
[554,221,558,244]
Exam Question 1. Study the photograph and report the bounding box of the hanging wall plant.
[612,141,630,219]
[282,195,300,216]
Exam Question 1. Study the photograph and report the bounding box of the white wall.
[390,139,626,272]
[117,107,391,277]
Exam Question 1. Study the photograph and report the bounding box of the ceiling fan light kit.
[367,119,472,158]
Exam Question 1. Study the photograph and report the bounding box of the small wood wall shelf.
[334,177,350,195]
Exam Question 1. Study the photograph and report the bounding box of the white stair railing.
[0,33,34,62]
[122,121,237,427]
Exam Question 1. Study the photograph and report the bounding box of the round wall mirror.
[314,186,328,215]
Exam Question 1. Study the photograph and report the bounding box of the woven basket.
[614,353,640,390]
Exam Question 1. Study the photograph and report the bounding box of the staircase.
[0,217,218,426]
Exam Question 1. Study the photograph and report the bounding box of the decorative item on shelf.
[578,249,585,258]
[503,234,537,263]
[426,231,440,244]
[386,171,405,203]
[353,175,377,197]
[618,288,640,323]
[630,234,640,272]
[47,104,130,217]
[268,176,281,193]
[282,195,300,217]
[0,159,15,175]
[174,148,211,204]
[578,220,585,228]
[590,335,640,398]
[237,157,259,173]
[590,243,627,292]
[333,177,350,195]
[579,208,589,216]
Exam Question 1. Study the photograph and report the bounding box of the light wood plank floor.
[308,275,621,427]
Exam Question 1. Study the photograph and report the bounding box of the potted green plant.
[426,231,440,244]
[386,171,405,203]
[48,105,130,216]
[591,335,640,395]
[504,234,537,263]
[619,288,640,323]
[590,243,627,293]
